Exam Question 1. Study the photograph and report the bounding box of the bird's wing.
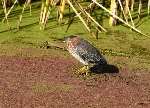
[76,40,107,64]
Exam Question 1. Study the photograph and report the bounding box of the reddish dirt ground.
[0,56,150,108]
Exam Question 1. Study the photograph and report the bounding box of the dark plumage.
[64,35,107,70]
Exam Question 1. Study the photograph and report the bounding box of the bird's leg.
[77,65,89,75]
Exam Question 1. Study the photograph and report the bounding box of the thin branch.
[138,0,142,18]
[131,0,134,11]
[58,0,66,23]
[67,0,90,32]
[117,0,128,23]
[1,0,11,29]
[2,0,18,22]
[17,1,28,29]
[126,2,135,27]
[76,2,107,32]
[66,2,96,32]
[92,0,148,37]
[148,0,150,15]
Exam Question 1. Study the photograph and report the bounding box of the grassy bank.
[0,1,150,72]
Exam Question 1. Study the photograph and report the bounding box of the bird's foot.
[77,66,89,75]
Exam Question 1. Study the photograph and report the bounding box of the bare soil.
[0,55,150,108]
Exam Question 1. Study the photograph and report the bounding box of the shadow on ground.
[90,64,119,74]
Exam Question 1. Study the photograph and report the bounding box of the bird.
[64,35,107,75]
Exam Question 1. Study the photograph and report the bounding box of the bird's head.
[63,35,78,43]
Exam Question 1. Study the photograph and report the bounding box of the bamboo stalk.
[58,0,66,23]
[1,0,11,29]
[148,0,150,15]
[117,0,128,23]
[138,0,142,18]
[39,0,50,30]
[67,0,90,32]
[92,0,148,37]
[27,0,32,16]
[85,11,107,32]
[124,0,129,17]
[126,3,135,27]
[66,2,97,32]
[131,0,134,12]
[39,0,45,25]
[17,0,32,29]
[2,0,17,22]
[76,2,107,32]
[66,2,95,32]
[17,0,28,29]
[2,0,7,23]
[44,7,50,26]
[109,0,118,26]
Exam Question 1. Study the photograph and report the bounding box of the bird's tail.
[97,58,107,66]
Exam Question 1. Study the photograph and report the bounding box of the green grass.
[0,2,150,72]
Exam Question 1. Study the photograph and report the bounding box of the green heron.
[64,35,107,75]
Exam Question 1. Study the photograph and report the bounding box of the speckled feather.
[65,36,107,65]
